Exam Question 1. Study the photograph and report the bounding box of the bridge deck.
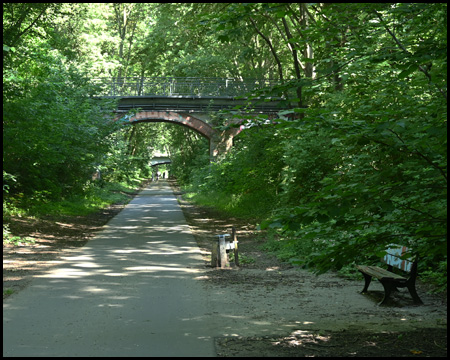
[114,95,287,112]
[93,77,292,113]
[91,77,282,98]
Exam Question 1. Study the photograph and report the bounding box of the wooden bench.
[356,245,423,306]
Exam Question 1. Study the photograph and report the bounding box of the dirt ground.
[170,181,447,357]
[3,179,447,357]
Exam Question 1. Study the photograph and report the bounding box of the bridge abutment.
[210,128,240,159]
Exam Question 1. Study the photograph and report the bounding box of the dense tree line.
[184,3,447,286]
[3,4,446,287]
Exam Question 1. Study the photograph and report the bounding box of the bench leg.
[359,272,372,293]
[379,280,396,306]
[407,284,424,305]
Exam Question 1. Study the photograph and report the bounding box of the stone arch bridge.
[121,110,233,158]
[94,77,289,157]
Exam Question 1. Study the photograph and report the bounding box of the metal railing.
[90,77,281,98]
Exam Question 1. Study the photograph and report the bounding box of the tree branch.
[387,129,448,182]
[12,6,48,47]
[248,17,284,82]
[282,17,302,107]
[374,10,447,101]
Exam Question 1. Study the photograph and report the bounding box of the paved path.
[3,181,216,357]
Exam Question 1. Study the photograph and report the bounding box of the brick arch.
[115,110,236,158]
[127,111,218,139]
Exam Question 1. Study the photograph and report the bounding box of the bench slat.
[356,265,406,281]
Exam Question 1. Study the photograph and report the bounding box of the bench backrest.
[383,244,413,272]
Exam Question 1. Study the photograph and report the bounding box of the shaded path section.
[3,181,216,357]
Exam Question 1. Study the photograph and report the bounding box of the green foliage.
[254,4,446,290]
[4,85,114,200]
[2,3,446,290]
[274,4,445,274]
[421,261,448,293]
[3,289,14,296]
[180,3,447,289]
[229,251,256,265]
[186,125,284,219]
[4,181,137,219]
[3,224,35,246]
[165,125,210,185]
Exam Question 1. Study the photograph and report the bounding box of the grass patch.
[183,187,276,221]
[184,190,232,213]
[3,289,14,296]
[26,183,133,217]
[232,252,256,265]
[4,180,145,218]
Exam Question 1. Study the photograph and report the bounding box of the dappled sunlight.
[4,181,447,358]
[36,248,204,279]
[126,200,177,207]
[271,329,332,348]
[101,223,192,235]
[103,272,130,277]
[81,286,109,293]
[213,313,300,336]
[202,272,446,345]
[125,265,202,274]
[113,246,202,256]
[38,267,93,278]
[97,303,126,308]
[72,262,102,268]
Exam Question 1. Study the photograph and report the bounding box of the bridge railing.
[91,77,281,98]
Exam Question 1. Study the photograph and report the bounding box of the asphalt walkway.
[3,181,216,357]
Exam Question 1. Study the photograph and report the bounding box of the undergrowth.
[3,179,147,245]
